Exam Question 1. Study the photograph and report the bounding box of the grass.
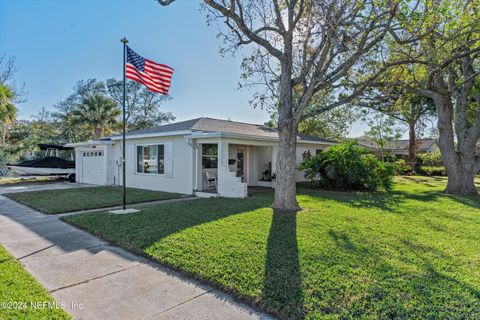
[5,186,183,214]
[62,176,480,319]
[0,245,70,320]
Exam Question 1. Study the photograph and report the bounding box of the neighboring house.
[356,136,439,158]
[66,117,336,198]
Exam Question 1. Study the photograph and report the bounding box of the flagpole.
[121,37,128,210]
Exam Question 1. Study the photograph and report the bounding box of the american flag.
[125,46,173,95]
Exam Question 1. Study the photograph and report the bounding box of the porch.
[193,140,277,198]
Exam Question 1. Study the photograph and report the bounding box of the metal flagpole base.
[109,208,141,215]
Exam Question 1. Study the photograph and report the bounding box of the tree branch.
[205,0,284,60]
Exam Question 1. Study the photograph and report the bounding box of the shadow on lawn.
[67,195,276,252]
[262,209,304,319]
[325,229,480,318]
[299,186,480,213]
[448,194,480,209]
[299,188,439,212]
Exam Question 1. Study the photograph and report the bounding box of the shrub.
[418,165,447,176]
[393,159,411,175]
[383,153,399,163]
[417,150,443,166]
[416,150,446,175]
[299,141,395,191]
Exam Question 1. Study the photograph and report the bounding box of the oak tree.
[382,0,480,195]
[157,0,397,210]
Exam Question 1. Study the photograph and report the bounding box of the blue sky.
[0,0,367,136]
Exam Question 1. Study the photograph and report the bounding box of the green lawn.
[62,176,480,319]
[5,186,183,214]
[0,245,70,320]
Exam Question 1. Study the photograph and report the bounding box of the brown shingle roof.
[356,137,437,152]
[109,117,335,143]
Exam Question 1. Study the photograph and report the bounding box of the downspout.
[186,137,198,191]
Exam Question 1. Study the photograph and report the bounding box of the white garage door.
[81,150,106,185]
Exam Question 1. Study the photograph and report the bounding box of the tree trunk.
[273,120,301,211]
[444,159,478,195]
[272,53,301,212]
[0,122,5,146]
[93,127,104,140]
[407,121,417,167]
[434,93,478,196]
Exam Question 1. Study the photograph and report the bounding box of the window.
[202,144,218,169]
[136,145,164,174]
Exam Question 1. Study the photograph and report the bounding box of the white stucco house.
[66,117,336,198]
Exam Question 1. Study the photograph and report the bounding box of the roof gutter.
[65,140,115,148]
[110,130,193,141]
[186,137,199,191]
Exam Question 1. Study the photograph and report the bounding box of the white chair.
[205,171,217,190]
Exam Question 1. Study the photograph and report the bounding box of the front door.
[236,147,246,183]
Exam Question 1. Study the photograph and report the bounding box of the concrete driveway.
[0,195,272,320]
[0,181,96,195]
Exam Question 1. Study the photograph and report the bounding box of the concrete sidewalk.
[0,181,96,195]
[0,195,272,320]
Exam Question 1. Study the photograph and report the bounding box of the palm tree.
[0,84,16,144]
[70,94,121,139]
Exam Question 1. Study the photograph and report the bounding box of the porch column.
[195,142,202,191]
[218,141,228,169]
[216,141,228,195]
[271,144,278,174]
[271,145,278,188]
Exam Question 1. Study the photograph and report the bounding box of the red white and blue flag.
[125,46,173,95]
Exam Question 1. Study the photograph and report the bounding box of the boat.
[6,144,75,176]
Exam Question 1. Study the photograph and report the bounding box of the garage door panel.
[81,150,106,185]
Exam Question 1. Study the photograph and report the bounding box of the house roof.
[108,117,336,144]
[356,137,438,152]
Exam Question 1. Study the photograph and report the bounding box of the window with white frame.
[136,145,164,174]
